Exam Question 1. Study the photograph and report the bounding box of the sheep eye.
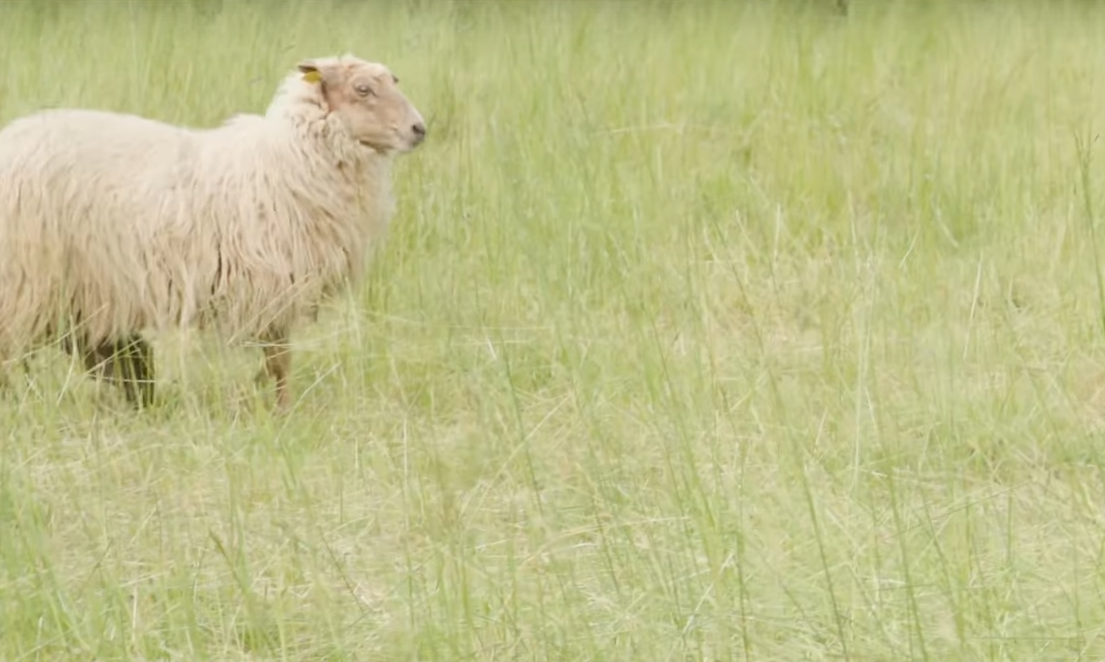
[354,83,374,97]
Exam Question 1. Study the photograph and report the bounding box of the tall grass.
[3,0,1105,659]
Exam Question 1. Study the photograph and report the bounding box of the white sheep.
[0,54,427,411]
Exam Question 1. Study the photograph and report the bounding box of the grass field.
[4,0,1105,659]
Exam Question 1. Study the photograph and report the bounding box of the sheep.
[0,54,427,411]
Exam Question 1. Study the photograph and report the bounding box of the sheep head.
[297,55,426,155]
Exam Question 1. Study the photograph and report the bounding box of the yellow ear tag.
[302,70,321,84]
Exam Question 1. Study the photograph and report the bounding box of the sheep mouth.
[357,139,391,154]
[394,136,425,154]
[356,135,419,154]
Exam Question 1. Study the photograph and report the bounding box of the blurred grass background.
[4,0,1105,659]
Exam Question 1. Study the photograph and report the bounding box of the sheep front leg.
[75,334,155,408]
[109,335,155,408]
[0,358,13,395]
[255,327,292,412]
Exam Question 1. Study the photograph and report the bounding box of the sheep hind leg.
[0,355,15,395]
[111,335,155,409]
[254,327,292,413]
[79,335,156,409]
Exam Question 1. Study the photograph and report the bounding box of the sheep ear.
[297,61,323,84]
[297,59,343,113]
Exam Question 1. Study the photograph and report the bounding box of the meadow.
[3,0,1105,659]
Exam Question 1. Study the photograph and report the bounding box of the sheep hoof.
[274,392,291,414]
[253,364,292,413]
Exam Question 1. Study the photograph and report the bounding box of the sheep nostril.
[412,122,426,139]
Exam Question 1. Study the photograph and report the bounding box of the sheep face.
[298,56,427,155]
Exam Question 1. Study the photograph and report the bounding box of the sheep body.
[0,54,426,408]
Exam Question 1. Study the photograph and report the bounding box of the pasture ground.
[4,1,1105,659]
